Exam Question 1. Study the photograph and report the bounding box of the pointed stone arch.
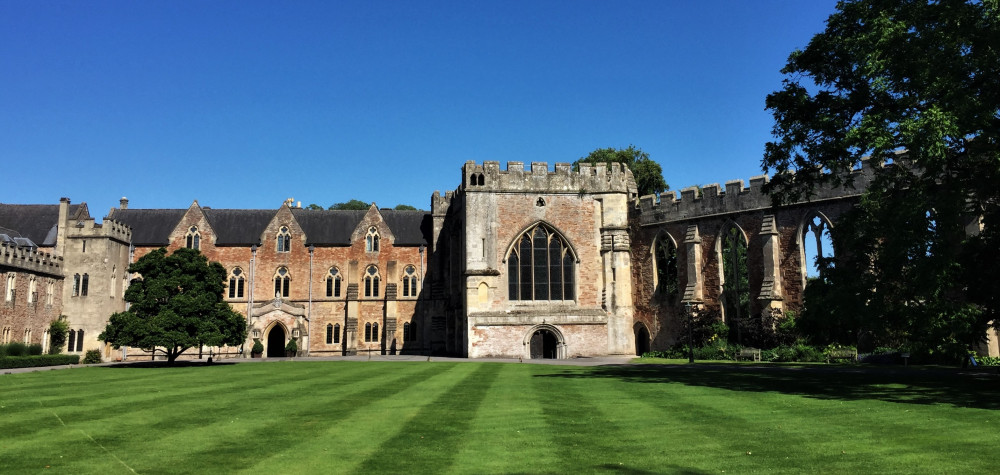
[503,221,579,302]
[264,320,289,358]
[651,230,679,300]
[633,321,651,356]
[798,210,836,287]
[716,220,750,343]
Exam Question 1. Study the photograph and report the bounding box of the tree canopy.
[329,200,371,210]
[573,146,668,196]
[99,248,247,362]
[762,0,1000,361]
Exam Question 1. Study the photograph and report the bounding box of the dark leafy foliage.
[573,145,668,196]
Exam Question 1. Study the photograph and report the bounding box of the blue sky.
[1,0,839,214]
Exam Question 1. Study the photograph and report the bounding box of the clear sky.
[1,0,839,214]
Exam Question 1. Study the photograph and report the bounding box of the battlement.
[65,216,132,244]
[1,241,64,277]
[462,161,638,196]
[638,159,877,224]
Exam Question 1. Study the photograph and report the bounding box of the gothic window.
[402,265,418,297]
[653,235,679,301]
[326,268,342,297]
[28,276,37,303]
[506,223,576,301]
[333,323,340,344]
[277,226,291,253]
[802,214,835,281]
[229,268,245,299]
[68,330,76,351]
[720,224,750,341]
[81,274,89,296]
[75,329,84,351]
[364,322,372,342]
[46,281,54,305]
[274,267,290,298]
[365,226,380,252]
[403,321,416,342]
[364,265,380,298]
[5,273,14,302]
[72,274,80,297]
[326,324,333,344]
[185,226,200,250]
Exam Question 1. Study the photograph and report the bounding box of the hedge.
[0,354,81,369]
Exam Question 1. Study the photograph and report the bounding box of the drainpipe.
[307,244,314,355]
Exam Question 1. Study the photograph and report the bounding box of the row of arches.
[225,264,421,300]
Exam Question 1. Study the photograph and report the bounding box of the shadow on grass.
[105,360,238,369]
[537,364,1000,410]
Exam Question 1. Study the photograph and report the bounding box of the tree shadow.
[536,364,1000,410]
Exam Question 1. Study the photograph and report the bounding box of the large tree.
[100,248,247,362]
[762,0,1000,361]
[329,199,370,210]
[573,146,668,196]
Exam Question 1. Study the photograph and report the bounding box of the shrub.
[83,350,102,364]
[285,338,298,355]
[48,316,70,354]
[28,343,43,356]
[251,339,264,354]
[0,354,80,369]
[977,355,1000,366]
[3,342,29,357]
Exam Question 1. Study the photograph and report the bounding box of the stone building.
[4,159,997,360]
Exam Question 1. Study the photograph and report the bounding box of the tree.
[48,316,69,354]
[305,203,324,210]
[100,248,247,363]
[394,204,418,210]
[762,0,1000,361]
[573,145,668,196]
[329,199,370,210]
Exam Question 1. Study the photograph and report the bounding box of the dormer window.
[277,226,291,253]
[185,226,200,250]
[365,226,380,252]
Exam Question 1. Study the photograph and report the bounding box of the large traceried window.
[326,267,342,297]
[506,223,575,301]
[274,267,290,298]
[365,226,380,252]
[720,224,750,342]
[229,268,245,299]
[185,226,200,250]
[802,214,835,281]
[401,265,418,297]
[364,265,380,298]
[653,234,679,301]
[277,226,291,252]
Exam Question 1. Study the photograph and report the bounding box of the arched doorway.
[529,329,559,359]
[267,325,286,358]
[635,325,650,356]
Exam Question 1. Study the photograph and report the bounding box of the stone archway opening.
[267,325,286,358]
[530,328,559,359]
[635,324,650,356]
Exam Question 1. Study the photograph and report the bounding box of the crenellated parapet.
[65,217,132,244]
[638,159,877,225]
[1,242,64,277]
[462,161,638,196]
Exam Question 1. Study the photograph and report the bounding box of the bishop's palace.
[3,161,998,360]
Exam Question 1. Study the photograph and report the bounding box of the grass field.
[2,360,998,474]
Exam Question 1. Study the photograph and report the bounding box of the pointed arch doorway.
[525,324,565,359]
[267,325,286,358]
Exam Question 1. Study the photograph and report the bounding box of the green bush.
[82,350,102,364]
[0,354,80,369]
[975,355,1000,366]
[2,342,29,357]
[48,316,69,354]
[285,338,298,355]
[28,343,43,356]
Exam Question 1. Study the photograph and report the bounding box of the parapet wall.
[1,242,64,277]
[65,217,132,244]
[638,160,877,225]
[462,161,638,196]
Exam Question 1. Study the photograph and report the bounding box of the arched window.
[81,274,89,296]
[274,267,290,298]
[185,226,200,250]
[403,321,416,342]
[28,276,37,303]
[802,214,835,281]
[75,329,84,352]
[364,265,380,298]
[326,324,334,344]
[72,273,80,297]
[372,322,379,342]
[364,322,372,342]
[402,265,418,297]
[326,267,342,297]
[46,281,54,305]
[276,226,291,253]
[68,330,76,352]
[109,267,115,298]
[5,273,16,302]
[333,323,341,344]
[506,223,575,301]
[365,226,380,252]
[228,268,245,299]
[653,234,678,301]
[720,224,750,341]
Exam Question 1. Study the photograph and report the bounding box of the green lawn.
[2,361,998,474]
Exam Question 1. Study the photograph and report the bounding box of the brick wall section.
[1,267,63,348]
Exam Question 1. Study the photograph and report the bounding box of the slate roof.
[106,209,187,246]
[0,203,84,246]
[106,206,432,247]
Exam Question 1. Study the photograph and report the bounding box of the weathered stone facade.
[4,159,997,360]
